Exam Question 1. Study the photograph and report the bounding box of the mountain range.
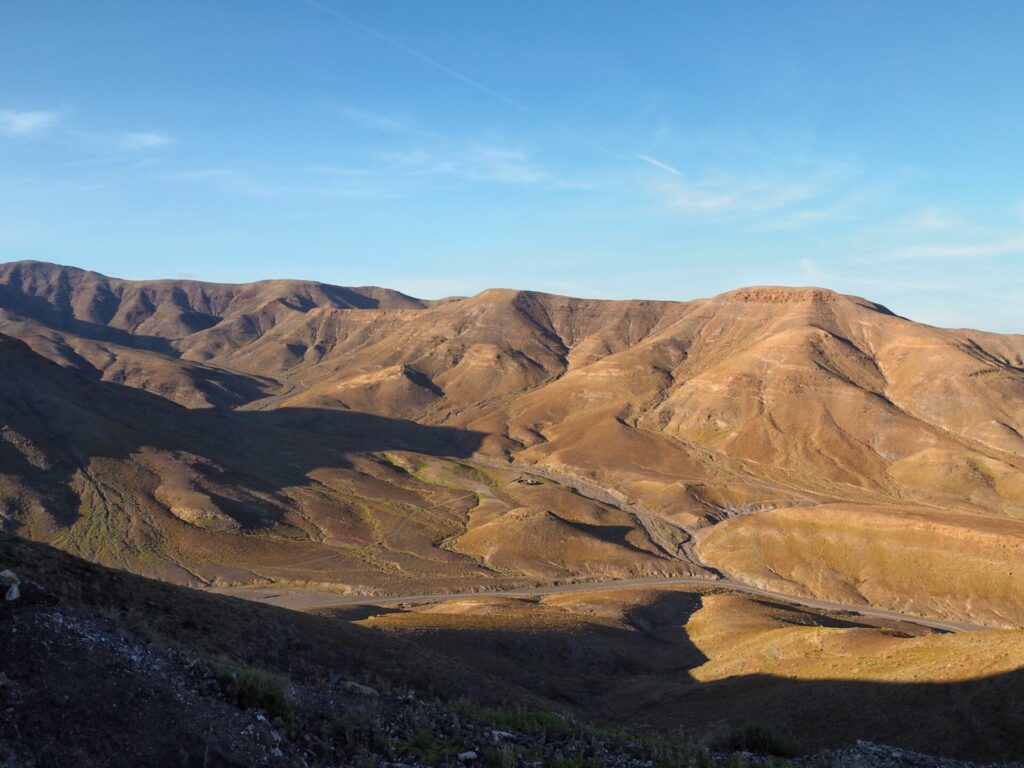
[5,259,1024,764]
[1,259,1023,627]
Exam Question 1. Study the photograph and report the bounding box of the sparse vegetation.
[453,701,572,736]
[400,727,445,764]
[217,663,294,719]
[4,262,1024,766]
[719,723,796,758]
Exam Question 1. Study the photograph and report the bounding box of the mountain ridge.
[2,260,1024,628]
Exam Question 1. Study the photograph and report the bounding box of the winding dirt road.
[210,451,1005,634]
[212,574,997,633]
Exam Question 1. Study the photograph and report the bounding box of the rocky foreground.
[2,566,1020,768]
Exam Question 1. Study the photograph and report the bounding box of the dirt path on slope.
[211,575,996,633]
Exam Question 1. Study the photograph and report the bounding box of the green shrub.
[401,728,443,765]
[721,723,796,758]
[549,756,603,768]
[483,747,516,768]
[453,701,571,736]
[218,664,293,719]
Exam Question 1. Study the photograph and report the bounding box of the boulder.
[338,680,379,697]
[1,570,19,602]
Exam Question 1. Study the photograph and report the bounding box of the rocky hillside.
[2,260,1024,625]
[3,534,1021,767]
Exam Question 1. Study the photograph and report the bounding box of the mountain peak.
[714,286,842,304]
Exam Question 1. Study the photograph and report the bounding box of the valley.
[2,260,1024,762]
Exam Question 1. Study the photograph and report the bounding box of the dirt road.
[212,574,997,633]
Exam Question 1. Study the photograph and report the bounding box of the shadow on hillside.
[0,355,486,530]
[660,664,1024,762]
[332,589,1024,763]
[6,336,1024,762]
[4,525,1024,763]
[0,283,182,353]
[341,590,709,708]
[0,531,532,768]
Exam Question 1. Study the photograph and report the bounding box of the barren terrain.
[2,260,1024,761]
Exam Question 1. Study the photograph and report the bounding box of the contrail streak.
[295,0,628,162]
[636,154,681,176]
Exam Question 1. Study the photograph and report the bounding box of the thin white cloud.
[885,237,1024,261]
[386,144,546,186]
[0,109,57,136]
[298,0,623,162]
[337,106,409,133]
[119,132,170,150]
[158,167,393,199]
[661,175,817,215]
[0,111,172,154]
[762,204,854,231]
[646,150,867,225]
[799,257,828,283]
[636,154,681,176]
[902,205,965,233]
[468,146,545,184]
[668,185,736,212]
[160,169,280,198]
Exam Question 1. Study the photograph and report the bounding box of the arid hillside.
[2,260,1024,627]
[9,532,1021,766]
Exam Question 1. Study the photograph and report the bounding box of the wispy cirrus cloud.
[68,128,172,155]
[761,203,859,231]
[660,174,818,215]
[336,105,411,133]
[465,146,545,184]
[118,131,170,150]
[159,169,280,198]
[636,154,680,176]
[640,148,867,228]
[881,236,1024,262]
[1,106,171,155]
[386,143,547,186]
[157,166,395,199]
[0,109,58,136]
[901,205,967,233]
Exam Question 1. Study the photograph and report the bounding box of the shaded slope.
[1,332,684,591]
[3,262,1024,624]
[355,585,1024,762]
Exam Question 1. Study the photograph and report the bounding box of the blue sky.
[2,1,1023,331]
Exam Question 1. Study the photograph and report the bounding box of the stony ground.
[2,567,1022,768]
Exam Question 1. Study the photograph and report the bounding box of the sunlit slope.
[687,592,1024,683]
[346,586,1024,759]
[0,331,690,589]
[697,503,1024,625]
[5,262,1024,520]
[504,288,1024,513]
[4,260,1024,617]
[0,260,424,408]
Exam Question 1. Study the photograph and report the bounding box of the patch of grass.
[548,756,603,768]
[595,728,712,768]
[316,713,396,765]
[376,453,411,475]
[482,747,517,768]
[399,728,445,765]
[217,663,294,719]
[0,532,507,711]
[453,701,571,736]
[720,722,797,758]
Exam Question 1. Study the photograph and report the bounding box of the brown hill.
[0,260,424,408]
[2,261,1024,625]
[0,325,691,591]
